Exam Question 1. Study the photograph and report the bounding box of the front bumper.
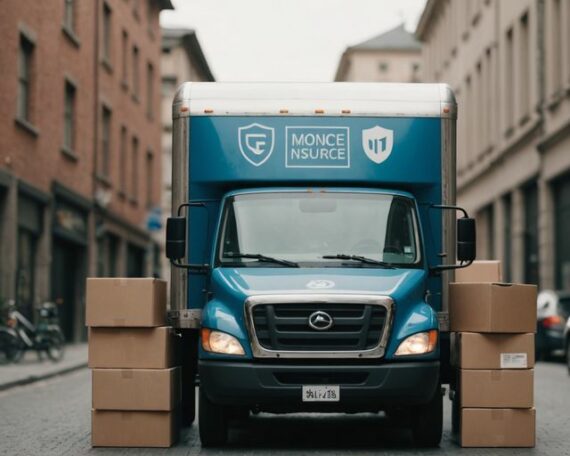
[199,360,440,413]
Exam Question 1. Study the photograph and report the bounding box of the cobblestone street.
[1,361,569,455]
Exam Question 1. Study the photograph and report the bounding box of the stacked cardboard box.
[86,278,180,448]
[449,261,537,448]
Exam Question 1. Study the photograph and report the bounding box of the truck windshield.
[217,192,421,267]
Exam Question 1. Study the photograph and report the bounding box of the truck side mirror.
[457,217,476,262]
[166,217,186,260]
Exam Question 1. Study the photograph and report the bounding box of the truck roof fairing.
[173,82,456,119]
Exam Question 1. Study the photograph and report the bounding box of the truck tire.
[199,387,228,447]
[411,386,443,447]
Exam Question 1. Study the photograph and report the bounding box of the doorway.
[52,238,85,341]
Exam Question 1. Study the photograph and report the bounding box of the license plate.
[302,385,340,402]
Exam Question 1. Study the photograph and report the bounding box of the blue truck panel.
[187,116,443,314]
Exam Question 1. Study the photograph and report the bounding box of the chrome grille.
[245,294,394,359]
[252,303,386,351]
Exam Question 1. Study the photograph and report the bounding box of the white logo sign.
[306,279,335,289]
[238,123,275,167]
[362,125,394,164]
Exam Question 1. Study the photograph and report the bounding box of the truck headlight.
[395,330,438,356]
[201,328,245,355]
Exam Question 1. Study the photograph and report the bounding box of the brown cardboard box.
[451,332,535,369]
[459,408,535,448]
[91,410,179,447]
[460,369,534,408]
[455,260,502,283]
[92,367,180,411]
[449,283,537,333]
[88,327,174,369]
[86,278,166,327]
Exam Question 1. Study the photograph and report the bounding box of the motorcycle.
[5,301,65,362]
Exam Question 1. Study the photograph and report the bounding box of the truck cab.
[165,82,475,447]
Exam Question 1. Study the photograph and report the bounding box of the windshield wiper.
[224,253,299,268]
[322,254,396,269]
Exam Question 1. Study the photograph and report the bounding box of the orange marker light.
[201,328,212,351]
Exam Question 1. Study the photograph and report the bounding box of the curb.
[0,362,88,392]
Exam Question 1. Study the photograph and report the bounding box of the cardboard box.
[86,278,166,327]
[459,408,535,448]
[455,260,502,283]
[89,327,174,369]
[449,282,537,333]
[460,369,534,408]
[92,410,179,447]
[92,367,180,411]
[451,332,535,369]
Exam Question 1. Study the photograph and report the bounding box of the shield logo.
[362,125,394,164]
[238,123,275,167]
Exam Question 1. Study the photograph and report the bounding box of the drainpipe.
[91,0,100,278]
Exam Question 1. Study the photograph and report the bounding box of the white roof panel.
[173,82,456,118]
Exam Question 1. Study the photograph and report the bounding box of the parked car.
[536,290,570,360]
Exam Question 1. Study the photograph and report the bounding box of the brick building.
[416,0,570,291]
[0,0,172,341]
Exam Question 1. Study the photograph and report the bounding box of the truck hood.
[211,267,426,299]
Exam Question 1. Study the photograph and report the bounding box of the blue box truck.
[165,82,476,447]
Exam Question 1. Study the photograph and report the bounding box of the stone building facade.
[416,0,570,290]
[160,28,214,285]
[335,24,421,82]
[0,0,172,341]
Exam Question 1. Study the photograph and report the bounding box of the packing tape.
[491,409,504,421]
[491,371,502,381]
[121,370,134,379]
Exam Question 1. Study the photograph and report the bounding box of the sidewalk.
[0,344,87,391]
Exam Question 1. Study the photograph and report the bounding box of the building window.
[18,35,34,122]
[378,62,389,73]
[132,45,140,100]
[133,0,141,20]
[100,106,112,178]
[146,150,153,208]
[523,182,539,286]
[102,3,112,64]
[127,243,145,277]
[131,136,139,202]
[485,48,493,148]
[121,30,128,86]
[146,0,155,36]
[519,12,530,118]
[505,27,514,132]
[119,126,127,195]
[555,175,570,289]
[63,80,76,152]
[161,76,177,96]
[97,233,119,277]
[63,0,75,32]
[475,61,483,155]
[146,62,154,119]
[551,0,562,93]
[16,195,43,321]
